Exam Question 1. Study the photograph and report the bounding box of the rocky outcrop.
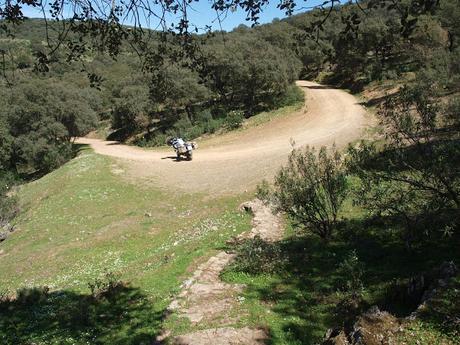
[323,306,401,345]
[323,261,458,345]
[408,261,458,319]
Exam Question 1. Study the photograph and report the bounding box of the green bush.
[336,250,365,295]
[255,179,273,205]
[0,172,20,223]
[274,145,348,240]
[0,80,97,174]
[195,109,225,135]
[0,194,19,223]
[333,250,367,325]
[204,118,224,134]
[137,133,169,147]
[194,109,213,123]
[184,125,205,140]
[225,110,245,130]
[227,236,286,275]
[111,85,151,131]
[273,85,305,108]
[347,77,460,245]
[141,106,247,146]
[88,271,124,300]
[16,286,49,306]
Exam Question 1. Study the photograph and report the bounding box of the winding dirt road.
[77,81,371,194]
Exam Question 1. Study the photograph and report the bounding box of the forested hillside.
[1,0,458,174]
[0,16,303,228]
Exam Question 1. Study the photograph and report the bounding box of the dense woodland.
[0,0,458,174]
[0,0,459,343]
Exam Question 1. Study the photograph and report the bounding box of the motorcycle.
[169,138,197,161]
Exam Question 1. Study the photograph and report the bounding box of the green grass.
[396,320,459,345]
[220,200,460,345]
[0,147,252,344]
[243,102,304,129]
[243,86,305,130]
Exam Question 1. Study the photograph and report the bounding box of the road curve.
[77,81,371,194]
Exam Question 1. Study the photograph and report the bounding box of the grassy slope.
[0,147,252,344]
[221,203,460,345]
[0,91,305,345]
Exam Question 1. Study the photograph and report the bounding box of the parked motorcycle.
[168,138,197,161]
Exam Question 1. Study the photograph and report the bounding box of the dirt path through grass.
[160,199,283,345]
[77,81,370,194]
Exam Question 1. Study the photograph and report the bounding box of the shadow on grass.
[19,143,91,181]
[416,276,460,337]
[0,283,165,345]
[225,218,460,344]
[353,138,460,174]
[73,142,90,152]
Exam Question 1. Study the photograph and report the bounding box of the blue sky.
[21,0,325,32]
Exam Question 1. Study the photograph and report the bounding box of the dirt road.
[77,81,371,194]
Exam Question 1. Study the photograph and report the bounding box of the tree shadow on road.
[304,85,338,90]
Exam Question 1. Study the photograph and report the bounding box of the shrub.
[0,289,11,305]
[137,133,169,147]
[274,145,348,240]
[347,79,460,246]
[195,109,224,135]
[16,286,49,306]
[172,115,192,134]
[0,195,19,223]
[88,271,124,300]
[336,250,365,295]
[204,118,224,134]
[255,179,273,205]
[194,109,213,123]
[111,85,151,131]
[184,125,205,140]
[225,110,244,130]
[1,80,97,174]
[272,85,305,108]
[334,250,366,324]
[227,236,286,275]
[0,172,19,223]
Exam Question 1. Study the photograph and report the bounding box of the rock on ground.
[323,306,401,345]
[173,327,267,345]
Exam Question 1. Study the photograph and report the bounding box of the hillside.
[0,147,254,343]
[1,1,459,344]
[76,81,370,194]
